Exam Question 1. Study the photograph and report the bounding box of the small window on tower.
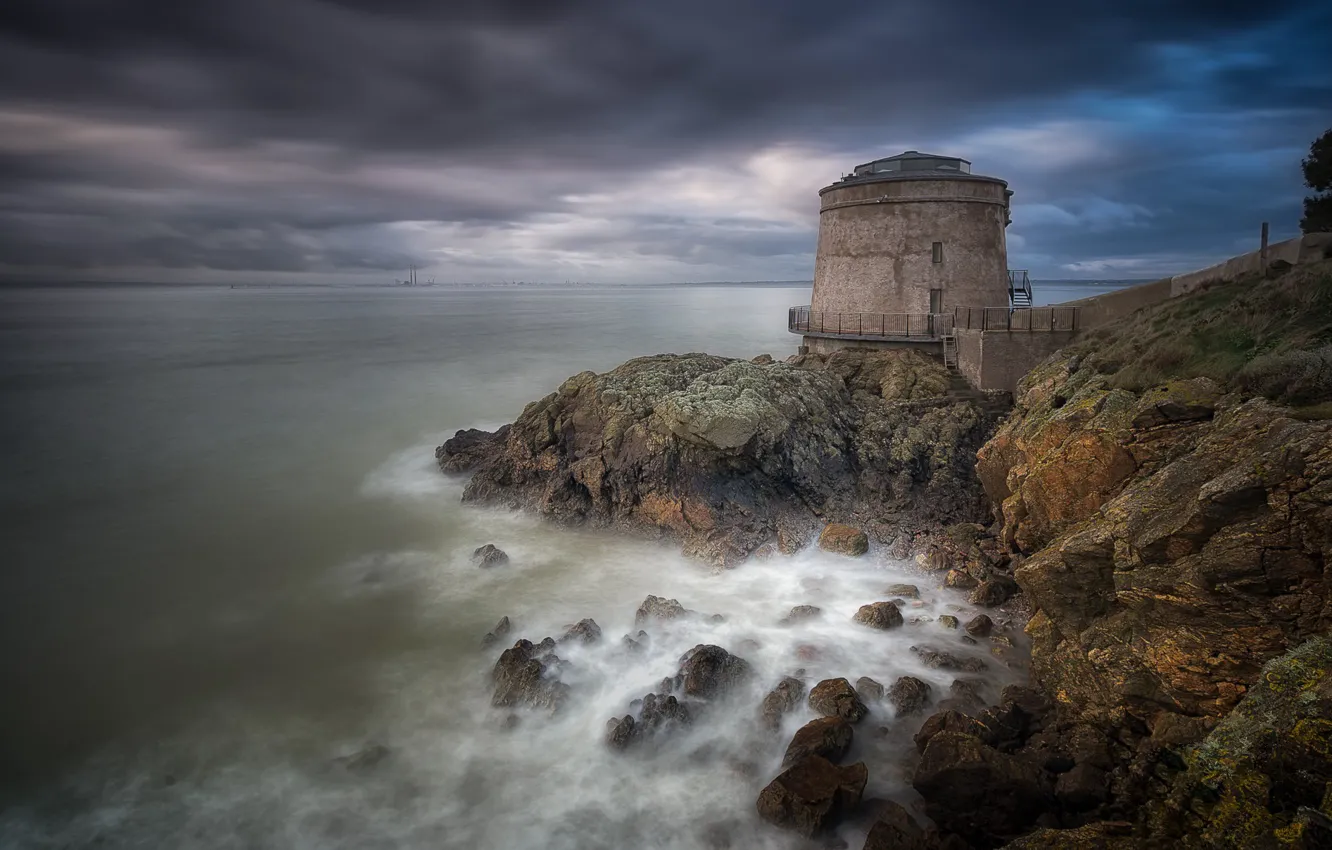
[932,242,944,263]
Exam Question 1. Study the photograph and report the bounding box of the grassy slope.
[1073,257,1332,418]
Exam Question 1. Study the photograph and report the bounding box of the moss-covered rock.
[453,351,1005,565]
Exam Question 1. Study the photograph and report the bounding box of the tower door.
[929,288,944,313]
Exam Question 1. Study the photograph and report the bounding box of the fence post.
[1260,222,1270,279]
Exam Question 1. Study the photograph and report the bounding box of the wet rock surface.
[852,602,904,631]
[634,594,688,625]
[886,676,933,717]
[755,754,868,837]
[781,716,854,767]
[818,523,868,556]
[471,543,509,568]
[677,644,752,699]
[491,638,569,711]
[808,678,869,723]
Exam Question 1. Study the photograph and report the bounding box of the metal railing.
[952,305,1079,331]
[789,307,955,338]
[789,304,1081,337]
[1008,269,1033,304]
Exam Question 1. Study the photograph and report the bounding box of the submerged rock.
[334,742,390,772]
[778,605,822,626]
[911,645,988,673]
[481,615,512,646]
[755,754,868,837]
[854,676,885,703]
[605,691,693,751]
[760,677,807,731]
[471,543,509,568]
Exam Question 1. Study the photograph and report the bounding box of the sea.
[0,279,1130,849]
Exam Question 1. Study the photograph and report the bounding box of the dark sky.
[1,0,1329,283]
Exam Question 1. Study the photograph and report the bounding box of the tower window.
[932,242,944,263]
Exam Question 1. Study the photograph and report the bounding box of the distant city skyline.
[1,0,1329,284]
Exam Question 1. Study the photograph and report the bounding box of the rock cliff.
[956,260,1332,846]
[441,349,1006,565]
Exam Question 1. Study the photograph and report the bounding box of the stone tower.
[810,151,1012,317]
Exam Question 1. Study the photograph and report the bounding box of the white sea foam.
[2,443,1028,849]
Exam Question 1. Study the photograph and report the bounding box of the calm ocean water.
[0,281,1118,848]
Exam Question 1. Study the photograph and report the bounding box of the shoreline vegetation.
[439,257,1332,848]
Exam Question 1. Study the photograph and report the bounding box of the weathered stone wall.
[802,335,943,357]
[954,329,1078,393]
[811,176,1010,316]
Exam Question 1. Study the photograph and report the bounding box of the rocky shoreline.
[437,262,1332,850]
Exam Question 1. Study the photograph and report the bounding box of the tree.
[1301,128,1332,233]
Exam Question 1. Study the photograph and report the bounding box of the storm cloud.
[0,0,1329,282]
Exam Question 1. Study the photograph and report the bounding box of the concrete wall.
[1051,233,1332,330]
[954,328,1078,393]
[1059,277,1172,330]
[811,175,1010,316]
[1169,232,1332,296]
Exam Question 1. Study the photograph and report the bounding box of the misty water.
[0,283,1066,848]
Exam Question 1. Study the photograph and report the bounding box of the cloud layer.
[1,0,1329,282]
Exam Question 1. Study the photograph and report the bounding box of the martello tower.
[810,151,1013,317]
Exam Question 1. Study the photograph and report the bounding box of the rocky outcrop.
[491,639,569,711]
[980,351,1332,729]
[605,691,693,751]
[448,350,1004,565]
[435,426,510,473]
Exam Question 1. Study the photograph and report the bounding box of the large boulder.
[677,645,752,699]
[755,754,868,837]
[913,732,1051,844]
[782,716,854,767]
[457,353,1004,566]
[853,602,905,630]
[819,523,869,556]
[808,678,869,723]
